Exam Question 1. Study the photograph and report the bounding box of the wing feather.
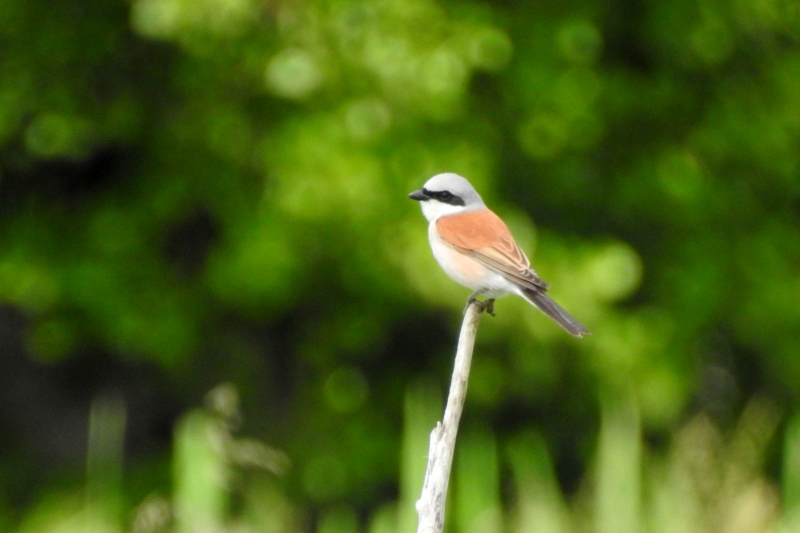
[436,209,549,291]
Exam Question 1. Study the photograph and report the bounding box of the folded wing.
[435,209,549,291]
[436,209,590,337]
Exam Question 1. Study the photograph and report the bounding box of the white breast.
[427,222,513,298]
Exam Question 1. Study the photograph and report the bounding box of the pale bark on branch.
[415,302,484,533]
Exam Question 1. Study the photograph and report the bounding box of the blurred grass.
[13,383,799,533]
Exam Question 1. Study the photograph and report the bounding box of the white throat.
[420,199,468,222]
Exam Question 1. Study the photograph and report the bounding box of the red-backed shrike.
[409,173,590,338]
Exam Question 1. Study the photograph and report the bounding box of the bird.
[409,173,590,338]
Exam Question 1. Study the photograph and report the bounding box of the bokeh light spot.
[735,0,790,31]
[130,0,181,38]
[518,114,570,160]
[557,20,603,64]
[266,48,325,99]
[25,113,91,158]
[469,28,513,71]
[421,47,468,96]
[690,20,734,65]
[345,98,391,141]
[0,260,60,312]
[553,68,602,112]
[637,366,685,425]
[587,242,643,302]
[657,148,704,201]
[131,0,256,39]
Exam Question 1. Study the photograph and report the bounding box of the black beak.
[408,189,428,201]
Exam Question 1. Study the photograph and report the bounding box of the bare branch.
[416,301,484,533]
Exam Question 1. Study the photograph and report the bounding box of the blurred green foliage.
[2,0,800,530]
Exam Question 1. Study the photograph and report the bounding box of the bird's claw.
[465,295,496,317]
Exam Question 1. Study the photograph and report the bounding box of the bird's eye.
[438,191,453,200]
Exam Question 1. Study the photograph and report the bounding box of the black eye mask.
[422,188,466,206]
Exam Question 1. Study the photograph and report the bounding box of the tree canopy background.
[2,0,800,532]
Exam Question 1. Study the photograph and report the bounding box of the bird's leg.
[466,293,496,317]
[465,293,479,314]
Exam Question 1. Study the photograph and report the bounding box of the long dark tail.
[520,287,590,338]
